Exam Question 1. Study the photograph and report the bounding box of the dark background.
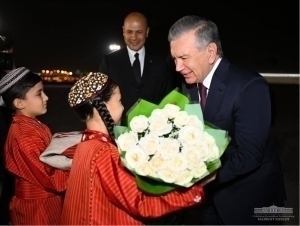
[0,1,299,224]
[0,0,298,73]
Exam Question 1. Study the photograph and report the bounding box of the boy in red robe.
[60,72,216,225]
[0,67,68,225]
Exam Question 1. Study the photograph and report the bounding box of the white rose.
[138,133,159,155]
[203,131,216,146]
[148,109,166,123]
[179,126,204,146]
[163,104,180,119]
[167,153,188,172]
[149,171,158,178]
[174,111,190,128]
[117,132,138,152]
[149,116,172,136]
[174,170,194,186]
[181,145,202,170]
[135,162,156,177]
[157,168,178,183]
[149,154,167,171]
[187,115,204,130]
[207,144,220,162]
[125,146,149,169]
[191,161,208,178]
[129,115,149,133]
[194,142,210,162]
[158,138,180,158]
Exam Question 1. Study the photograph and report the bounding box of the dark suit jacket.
[100,48,175,125]
[183,58,286,224]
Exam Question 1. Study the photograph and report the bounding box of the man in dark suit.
[100,12,175,126]
[168,16,286,225]
[100,12,189,225]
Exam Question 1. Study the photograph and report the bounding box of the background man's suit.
[100,48,175,125]
[183,58,286,224]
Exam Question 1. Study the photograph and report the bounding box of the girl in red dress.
[0,67,68,225]
[60,72,215,225]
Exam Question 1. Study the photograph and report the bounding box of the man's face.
[123,17,149,52]
[170,30,212,84]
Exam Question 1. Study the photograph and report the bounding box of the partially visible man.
[0,31,15,224]
[100,12,176,125]
[168,16,286,225]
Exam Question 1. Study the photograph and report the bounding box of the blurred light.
[109,44,120,51]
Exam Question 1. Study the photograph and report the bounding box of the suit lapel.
[204,58,229,122]
[183,80,227,123]
[182,58,230,123]
[140,51,153,85]
[204,76,227,122]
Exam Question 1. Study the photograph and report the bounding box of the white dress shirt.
[127,46,145,76]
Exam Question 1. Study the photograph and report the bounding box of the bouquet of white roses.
[114,89,230,194]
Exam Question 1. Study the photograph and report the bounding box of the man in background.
[100,12,186,224]
[100,12,177,126]
[0,31,15,224]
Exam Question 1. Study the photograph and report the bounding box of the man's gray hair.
[168,15,223,57]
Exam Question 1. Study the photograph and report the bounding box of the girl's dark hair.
[73,79,118,141]
[2,72,42,109]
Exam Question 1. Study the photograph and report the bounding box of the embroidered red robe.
[60,130,204,225]
[5,114,68,225]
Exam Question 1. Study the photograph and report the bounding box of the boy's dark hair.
[2,72,42,110]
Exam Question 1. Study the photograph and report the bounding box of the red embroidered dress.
[60,130,204,225]
[5,115,68,225]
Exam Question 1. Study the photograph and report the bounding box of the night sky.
[0,0,298,73]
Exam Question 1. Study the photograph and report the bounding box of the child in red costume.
[60,72,215,225]
[0,67,68,225]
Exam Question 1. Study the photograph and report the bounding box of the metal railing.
[261,73,299,84]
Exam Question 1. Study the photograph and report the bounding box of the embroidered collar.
[82,129,113,144]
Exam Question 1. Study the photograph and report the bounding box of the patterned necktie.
[198,83,207,110]
[133,53,141,84]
